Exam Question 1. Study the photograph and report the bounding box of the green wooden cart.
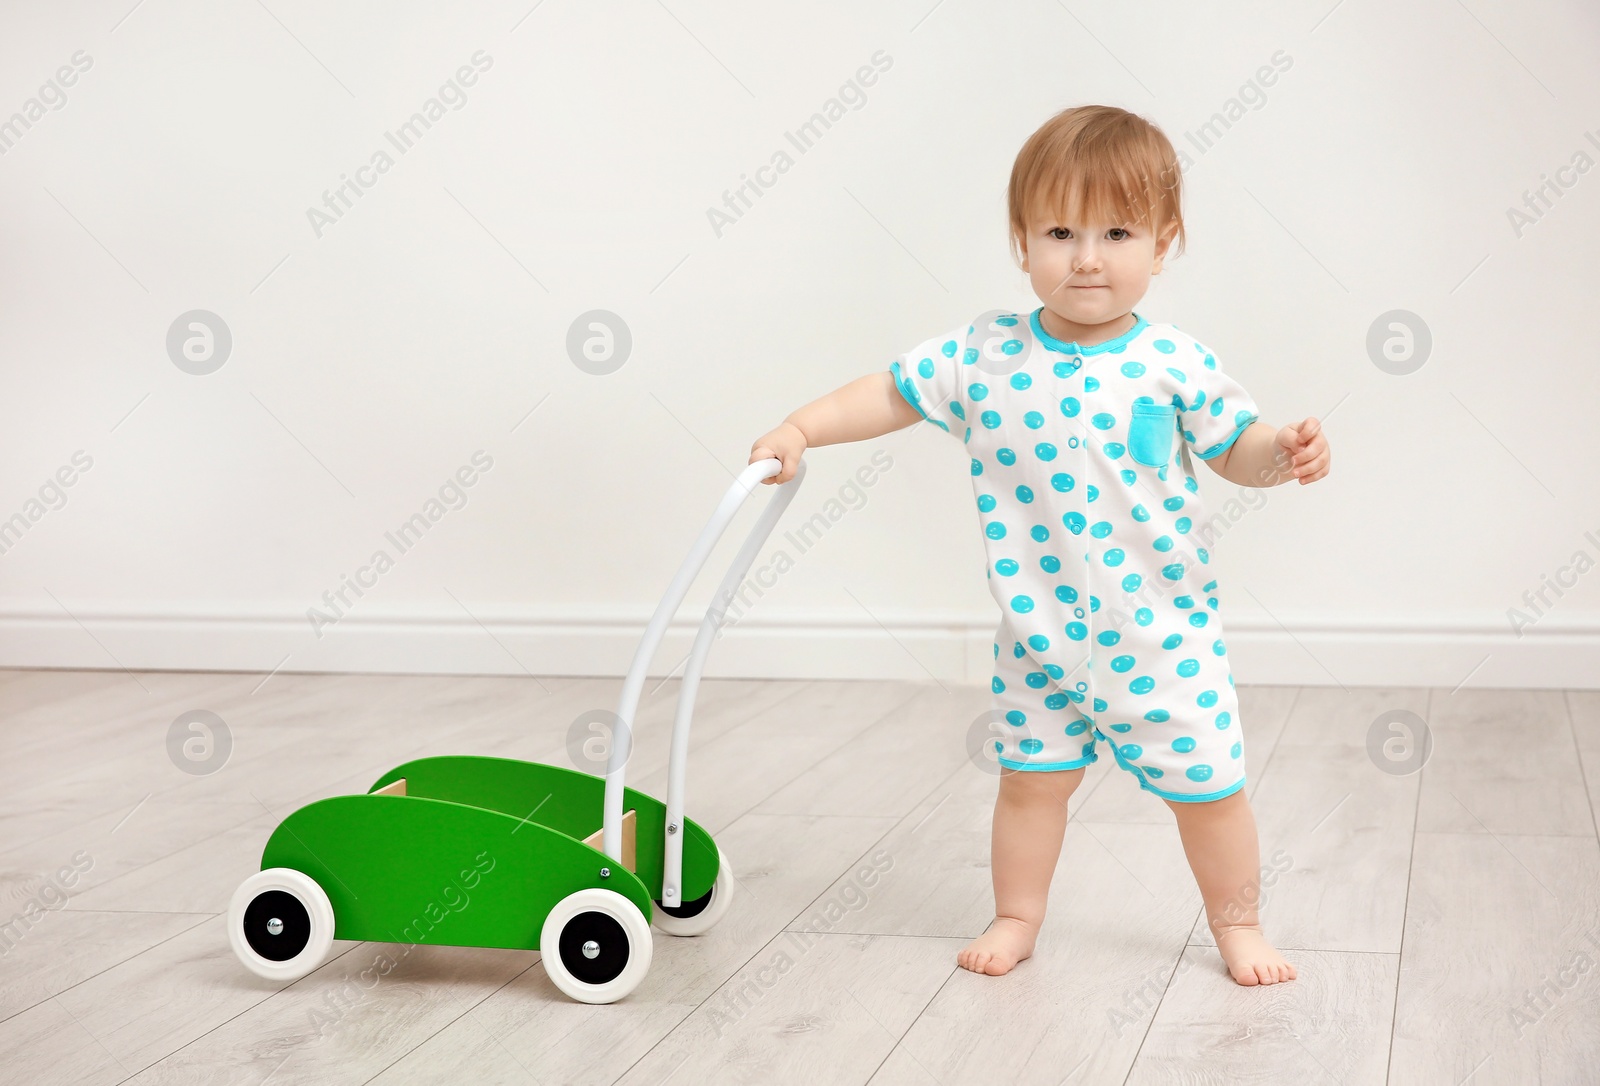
[228,457,805,1003]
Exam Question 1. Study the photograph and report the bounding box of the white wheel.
[652,845,734,937]
[540,888,653,1004]
[228,868,336,982]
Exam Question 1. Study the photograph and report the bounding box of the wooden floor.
[1,669,1597,1085]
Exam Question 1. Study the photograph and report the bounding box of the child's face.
[1018,208,1178,329]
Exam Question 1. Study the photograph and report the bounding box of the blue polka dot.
[1065,622,1088,641]
[1090,521,1113,539]
[1010,595,1035,614]
[1162,562,1185,580]
[977,494,996,513]
[1154,339,1176,354]
[1006,710,1026,726]
[1110,655,1135,673]
[1019,737,1044,755]
[1040,555,1060,573]
[985,522,1006,539]
[1188,612,1209,628]
[971,459,983,476]
[1010,372,1031,390]
[1016,485,1034,504]
[1121,743,1144,760]
[969,383,989,400]
[1024,411,1045,429]
[1056,584,1079,603]
[1030,524,1050,542]
[1091,413,1116,431]
[1063,512,1086,534]
[1050,473,1075,492]
[995,558,1019,576]
[1230,742,1242,758]
[1144,709,1170,722]
[981,411,1002,429]
[1035,443,1058,461]
[1002,339,1024,356]
[1120,361,1146,378]
[1197,689,1218,708]
[997,447,1016,466]
[1153,536,1174,551]
[1066,720,1089,736]
[917,358,935,378]
[1186,764,1214,782]
[1103,548,1125,566]
[991,675,1005,693]
[1027,634,1050,652]
[1134,608,1153,626]
[1025,672,1047,688]
[1172,736,1196,754]
[1213,639,1227,656]
[1122,574,1143,593]
[1129,676,1155,694]
[1060,397,1080,417]
[1215,712,1231,729]
[1177,659,1200,678]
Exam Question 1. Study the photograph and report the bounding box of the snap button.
[1074,607,1084,618]
[1067,436,1079,448]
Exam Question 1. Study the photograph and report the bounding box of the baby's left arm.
[1207,418,1330,488]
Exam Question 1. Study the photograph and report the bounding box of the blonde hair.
[1007,105,1185,268]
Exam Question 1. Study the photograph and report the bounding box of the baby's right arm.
[748,372,923,484]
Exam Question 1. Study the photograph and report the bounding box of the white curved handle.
[601,456,807,864]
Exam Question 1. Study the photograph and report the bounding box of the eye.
[1107,227,1130,241]
[1048,227,1071,240]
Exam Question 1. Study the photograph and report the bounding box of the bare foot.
[1214,925,1298,986]
[957,916,1037,976]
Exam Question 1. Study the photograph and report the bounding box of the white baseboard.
[0,605,1594,690]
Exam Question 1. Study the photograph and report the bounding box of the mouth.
[1069,285,1108,290]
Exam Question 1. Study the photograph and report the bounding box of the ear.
[1016,230,1029,273]
[1151,220,1179,275]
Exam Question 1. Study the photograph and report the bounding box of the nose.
[1074,241,1101,275]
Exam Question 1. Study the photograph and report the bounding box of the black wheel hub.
[242,889,311,962]
[558,910,630,985]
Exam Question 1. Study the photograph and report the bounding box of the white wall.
[1,0,1597,689]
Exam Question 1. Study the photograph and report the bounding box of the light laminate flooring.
[1,669,1597,1085]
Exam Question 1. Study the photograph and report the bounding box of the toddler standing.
[750,105,1328,985]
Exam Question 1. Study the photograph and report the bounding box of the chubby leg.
[958,765,1086,976]
[1165,789,1298,986]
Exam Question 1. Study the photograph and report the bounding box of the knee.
[999,766,1085,805]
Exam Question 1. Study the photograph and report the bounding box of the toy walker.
[227,457,806,1003]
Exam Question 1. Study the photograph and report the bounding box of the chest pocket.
[1127,401,1177,467]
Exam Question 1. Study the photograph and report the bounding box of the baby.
[749,104,1328,986]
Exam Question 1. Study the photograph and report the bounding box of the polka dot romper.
[889,308,1261,802]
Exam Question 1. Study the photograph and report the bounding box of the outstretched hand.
[1276,417,1329,485]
